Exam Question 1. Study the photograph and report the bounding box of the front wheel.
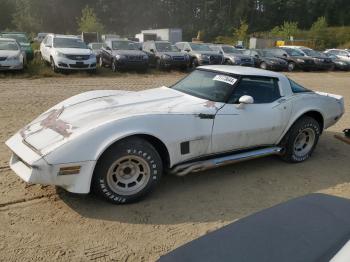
[92,137,163,204]
[288,62,296,72]
[111,59,117,72]
[260,62,267,70]
[280,116,321,163]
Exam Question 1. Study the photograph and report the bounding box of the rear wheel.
[92,137,163,204]
[191,58,199,68]
[280,116,321,163]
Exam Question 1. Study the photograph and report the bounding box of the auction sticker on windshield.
[213,75,238,85]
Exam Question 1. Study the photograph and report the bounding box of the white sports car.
[6,66,344,204]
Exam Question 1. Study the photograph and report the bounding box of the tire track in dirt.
[0,192,57,208]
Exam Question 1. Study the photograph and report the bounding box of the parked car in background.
[99,39,149,72]
[142,41,190,70]
[262,48,314,72]
[34,33,49,43]
[209,44,254,67]
[0,32,34,60]
[40,34,97,73]
[324,53,350,71]
[282,46,334,71]
[278,47,318,71]
[243,49,288,71]
[175,42,223,67]
[324,49,350,63]
[88,42,106,64]
[6,66,344,204]
[0,38,25,71]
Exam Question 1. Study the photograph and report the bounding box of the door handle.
[197,113,215,119]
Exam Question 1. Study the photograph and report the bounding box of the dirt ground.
[0,71,349,261]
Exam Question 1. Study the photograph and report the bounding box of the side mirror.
[254,54,259,58]
[236,95,254,109]
[184,48,190,52]
[106,46,112,51]
[219,50,223,55]
[283,53,287,57]
[150,49,155,53]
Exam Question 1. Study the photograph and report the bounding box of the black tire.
[111,59,117,72]
[260,62,267,70]
[191,58,199,68]
[156,58,162,70]
[50,57,59,73]
[92,137,163,204]
[280,116,321,163]
[287,62,296,72]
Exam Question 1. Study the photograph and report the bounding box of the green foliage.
[214,36,235,45]
[12,0,42,33]
[77,5,104,33]
[310,17,328,49]
[233,20,249,42]
[270,21,300,39]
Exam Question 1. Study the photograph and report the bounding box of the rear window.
[289,79,312,93]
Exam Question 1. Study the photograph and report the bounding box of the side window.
[47,36,53,46]
[229,77,281,104]
[184,43,191,50]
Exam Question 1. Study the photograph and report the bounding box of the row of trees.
[1,0,350,48]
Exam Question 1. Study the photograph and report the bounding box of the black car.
[282,47,334,71]
[209,44,254,67]
[142,41,190,70]
[324,53,350,71]
[99,39,149,72]
[88,42,106,64]
[175,42,224,68]
[243,49,288,71]
[263,48,316,72]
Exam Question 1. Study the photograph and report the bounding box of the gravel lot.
[0,72,349,261]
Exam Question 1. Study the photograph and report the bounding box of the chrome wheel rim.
[106,155,150,196]
[293,128,316,157]
[260,63,266,69]
[112,61,116,71]
[99,57,103,67]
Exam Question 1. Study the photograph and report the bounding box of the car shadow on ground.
[58,131,350,225]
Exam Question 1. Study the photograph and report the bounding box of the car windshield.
[189,43,212,51]
[0,41,19,50]
[267,49,286,56]
[284,48,304,56]
[171,69,237,102]
[156,42,176,52]
[112,41,136,50]
[301,48,319,57]
[222,46,242,54]
[53,38,87,49]
[2,34,28,43]
[91,43,105,50]
[262,50,276,57]
[171,45,180,52]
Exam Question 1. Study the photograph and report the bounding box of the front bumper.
[0,59,23,71]
[161,58,190,68]
[116,59,149,69]
[55,56,97,70]
[5,133,95,194]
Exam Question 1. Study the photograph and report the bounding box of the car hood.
[0,50,20,57]
[19,87,211,154]
[54,48,92,55]
[226,54,251,60]
[193,51,222,56]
